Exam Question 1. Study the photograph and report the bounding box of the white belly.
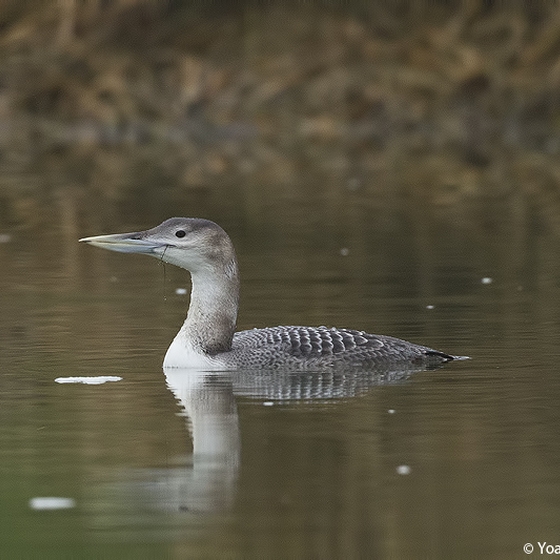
[163,332,231,370]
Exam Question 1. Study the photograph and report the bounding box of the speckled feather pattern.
[229,325,455,369]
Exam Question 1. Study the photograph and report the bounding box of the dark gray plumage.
[230,326,457,369]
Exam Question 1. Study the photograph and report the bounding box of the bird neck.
[181,257,240,355]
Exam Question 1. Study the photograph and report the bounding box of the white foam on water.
[54,376,123,385]
[29,497,76,510]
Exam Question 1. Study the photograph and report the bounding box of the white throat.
[163,259,239,369]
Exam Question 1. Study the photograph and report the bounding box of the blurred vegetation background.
[1,0,560,227]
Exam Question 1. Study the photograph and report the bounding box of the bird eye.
[175,230,186,238]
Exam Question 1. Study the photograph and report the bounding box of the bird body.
[80,217,467,370]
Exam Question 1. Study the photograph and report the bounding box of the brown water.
[1,177,560,559]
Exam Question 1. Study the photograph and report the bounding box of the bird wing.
[233,325,455,364]
[234,326,383,358]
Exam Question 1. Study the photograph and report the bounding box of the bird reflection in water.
[81,357,456,545]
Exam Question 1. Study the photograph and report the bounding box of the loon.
[80,217,468,370]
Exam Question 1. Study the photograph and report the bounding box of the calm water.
[2,181,560,559]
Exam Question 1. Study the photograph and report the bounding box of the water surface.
[1,184,560,559]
